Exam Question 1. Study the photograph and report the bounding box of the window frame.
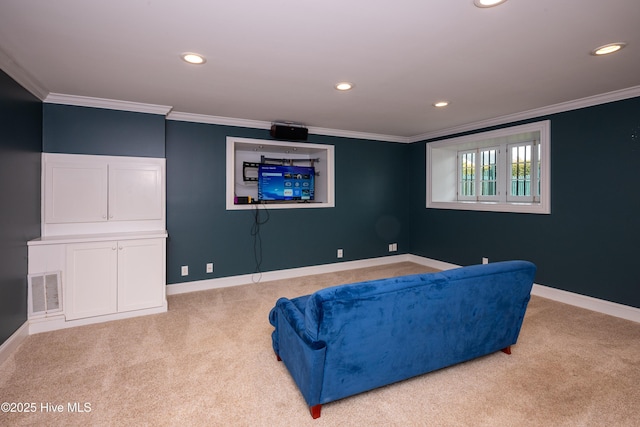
[426,120,551,214]
[457,149,477,201]
[506,141,539,203]
[457,146,502,202]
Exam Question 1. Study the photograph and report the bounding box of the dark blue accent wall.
[29,89,640,311]
[0,70,42,345]
[409,97,640,309]
[165,121,410,284]
[43,104,165,157]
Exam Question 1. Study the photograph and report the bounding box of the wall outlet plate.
[181,265,189,276]
[206,263,214,273]
[337,249,343,258]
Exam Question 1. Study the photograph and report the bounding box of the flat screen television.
[258,164,315,202]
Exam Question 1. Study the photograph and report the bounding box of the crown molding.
[171,85,640,143]
[409,85,640,143]
[306,125,410,143]
[44,93,172,116]
[167,111,270,129]
[168,111,409,143]
[0,47,49,100]
[28,83,640,143]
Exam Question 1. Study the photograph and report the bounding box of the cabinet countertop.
[28,230,168,246]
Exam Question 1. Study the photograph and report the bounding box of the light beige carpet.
[1,262,639,426]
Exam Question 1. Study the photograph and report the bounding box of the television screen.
[258,164,315,202]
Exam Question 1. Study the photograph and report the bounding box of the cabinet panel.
[63,237,165,321]
[42,154,166,236]
[45,162,108,223]
[117,238,165,312]
[109,163,163,221]
[65,242,118,320]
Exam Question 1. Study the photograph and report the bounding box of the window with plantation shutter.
[427,120,550,214]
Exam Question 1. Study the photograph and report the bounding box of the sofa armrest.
[276,298,306,334]
[271,297,324,349]
[270,297,327,406]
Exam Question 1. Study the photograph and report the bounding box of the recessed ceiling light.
[433,101,449,108]
[591,42,627,56]
[474,0,508,8]
[181,52,206,64]
[335,82,354,91]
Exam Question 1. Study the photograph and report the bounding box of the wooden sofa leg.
[501,346,512,355]
[310,404,322,419]
[274,351,282,361]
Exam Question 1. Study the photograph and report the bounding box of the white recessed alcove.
[226,137,335,210]
[426,120,551,214]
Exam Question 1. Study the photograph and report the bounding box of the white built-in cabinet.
[65,238,165,320]
[45,161,162,224]
[28,153,167,333]
[44,161,108,224]
[42,153,164,235]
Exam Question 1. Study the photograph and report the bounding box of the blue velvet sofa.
[268,260,536,418]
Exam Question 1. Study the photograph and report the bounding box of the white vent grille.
[28,272,62,317]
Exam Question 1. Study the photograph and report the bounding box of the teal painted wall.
[43,104,165,157]
[0,70,42,344]
[165,120,410,283]
[31,89,640,311]
[37,106,411,285]
[409,97,640,308]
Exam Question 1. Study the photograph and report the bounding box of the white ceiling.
[1,0,639,141]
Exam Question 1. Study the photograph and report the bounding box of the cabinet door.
[108,163,163,221]
[45,162,108,223]
[117,238,165,312]
[65,242,118,320]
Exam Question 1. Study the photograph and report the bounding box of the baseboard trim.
[166,254,413,295]
[0,322,29,366]
[403,254,461,271]
[4,256,638,366]
[530,283,640,323]
[168,255,640,323]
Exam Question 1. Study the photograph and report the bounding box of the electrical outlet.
[181,265,189,276]
[482,257,489,264]
[337,249,343,258]
[391,243,398,252]
[206,263,214,273]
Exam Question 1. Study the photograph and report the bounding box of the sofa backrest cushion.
[303,260,536,402]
